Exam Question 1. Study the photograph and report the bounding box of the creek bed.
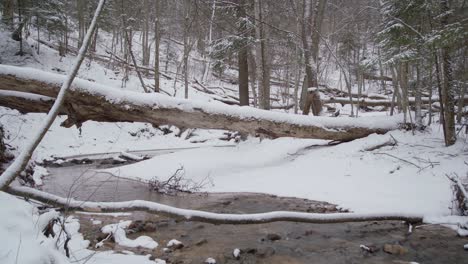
[40,158,468,264]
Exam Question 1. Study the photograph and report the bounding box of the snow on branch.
[8,186,424,225]
[0,64,404,141]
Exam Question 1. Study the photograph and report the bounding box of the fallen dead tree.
[7,186,424,224]
[318,86,389,100]
[323,96,468,108]
[0,65,403,141]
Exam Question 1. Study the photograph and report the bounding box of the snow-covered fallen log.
[8,186,424,224]
[323,96,468,107]
[0,65,402,141]
[0,90,64,114]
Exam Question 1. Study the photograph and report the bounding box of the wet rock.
[167,239,184,250]
[205,257,216,264]
[383,244,408,255]
[156,220,169,228]
[464,244,468,250]
[81,158,93,164]
[293,248,304,256]
[222,200,232,206]
[128,220,144,233]
[360,244,379,253]
[195,238,208,246]
[96,233,109,242]
[144,222,157,232]
[243,248,257,254]
[266,233,282,241]
[256,247,276,258]
[233,248,241,259]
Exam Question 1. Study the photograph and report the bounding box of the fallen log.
[0,90,62,114]
[323,96,468,108]
[362,73,393,82]
[0,65,403,141]
[7,186,424,224]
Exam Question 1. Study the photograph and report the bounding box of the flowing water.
[40,155,468,264]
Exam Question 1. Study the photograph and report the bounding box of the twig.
[373,153,421,169]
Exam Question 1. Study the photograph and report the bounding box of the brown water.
[41,159,468,264]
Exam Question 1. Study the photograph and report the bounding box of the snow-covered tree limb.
[7,186,424,224]
[0,66,403,141]
[0,0,107,190]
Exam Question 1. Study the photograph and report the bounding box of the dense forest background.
[1,0,467,145]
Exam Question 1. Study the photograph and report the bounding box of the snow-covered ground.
[1,18,467,215]
[1,20,468,264]
[0,191,166,264]
[102,129,467,215]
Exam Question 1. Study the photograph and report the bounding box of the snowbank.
[103,130,467,215]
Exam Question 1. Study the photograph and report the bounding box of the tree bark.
[299,0,326,115]
[0,65,401,142]
[439,0,456,146]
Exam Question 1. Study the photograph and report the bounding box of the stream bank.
[39,157,468,264]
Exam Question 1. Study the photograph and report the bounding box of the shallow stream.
[40,154,468,264]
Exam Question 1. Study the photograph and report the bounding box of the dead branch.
[7,186,424,224]
[363,138,397,151]
[373,152,421,169]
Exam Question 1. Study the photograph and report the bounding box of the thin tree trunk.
[441,48,456,145]
[154,0,160,92]
[457,83,466,124]
[124,29,148,93]
[202,0,216,83]
[183,0,191,99]
[237,0,249,106]
[398,62,409,123]
[77,0,86,48]
[415,64,423,127]
[254,0,270,110]
[248,49,258,107]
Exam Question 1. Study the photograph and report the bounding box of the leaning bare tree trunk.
[457,83,466,124]
[415,64,423,128]
[0,0,106,190]
[123,29,149,93]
